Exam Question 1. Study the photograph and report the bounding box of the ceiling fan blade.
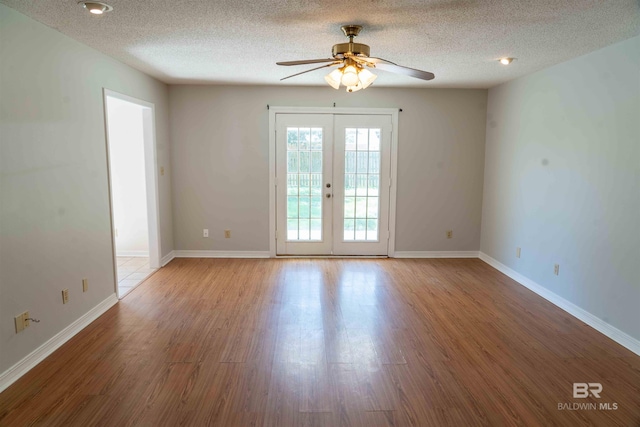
[280,62,341,81]
[367,57,435,81]
[277,58,338,66]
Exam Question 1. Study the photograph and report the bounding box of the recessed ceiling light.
[499,57,515,65]
[79,1,113,15]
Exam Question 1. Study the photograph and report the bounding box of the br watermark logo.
[557,383,618,411]
[573,383,602,398]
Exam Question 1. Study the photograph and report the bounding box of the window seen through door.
[343,128,381,241]
[286,127,323,241]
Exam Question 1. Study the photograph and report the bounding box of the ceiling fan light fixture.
[324,64,377,92]
[341,65,360,87]
[325,69,342,90]
[346,81,363,93]
[499,57,515,65]
[358,68,377,89]
[79,1,113,15]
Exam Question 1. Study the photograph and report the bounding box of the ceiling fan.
[276,25,435,92]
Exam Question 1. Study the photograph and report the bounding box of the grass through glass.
[344,128,380,241]
[287,127,323,241]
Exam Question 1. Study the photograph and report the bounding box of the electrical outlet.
[62,289,69,304]
[446,230,453,239]
[516,247,521,258]
[82,278,88,292]
[554,264,560,276]
[203,229,209,238]
[224,230,231,239]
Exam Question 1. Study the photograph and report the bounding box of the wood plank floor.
[1,258,638,426]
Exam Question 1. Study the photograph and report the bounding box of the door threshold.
[275,255,389,259]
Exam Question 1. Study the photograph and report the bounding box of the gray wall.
[0,4,173,374]
[481,36,640,340]
[169,86,487,252]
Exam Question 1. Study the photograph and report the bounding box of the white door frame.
[103,89,162,294]
[268,106,399,257]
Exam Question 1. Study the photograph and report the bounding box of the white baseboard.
[393,251,479,258]
[479,252,640,356]
[161,250,175,266]
[174,250,270,259]
[0,294,119,393]
[116,251,149,257]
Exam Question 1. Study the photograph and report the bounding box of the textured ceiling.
[2,0,639,88]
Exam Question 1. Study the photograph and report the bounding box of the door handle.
[326,193,332,198]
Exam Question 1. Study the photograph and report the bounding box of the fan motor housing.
[332,42,370,59]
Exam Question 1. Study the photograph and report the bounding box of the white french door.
[332,115,392,255]
[276,114,334,255]
[275,113,392,255]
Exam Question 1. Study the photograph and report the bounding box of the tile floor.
[116,256,157,298]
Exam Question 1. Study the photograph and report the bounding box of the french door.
[275,113,392,255]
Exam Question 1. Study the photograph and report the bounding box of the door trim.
[103,89,162,297]
[268,106,399,257]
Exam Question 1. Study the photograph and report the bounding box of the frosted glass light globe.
[341,66,359,87]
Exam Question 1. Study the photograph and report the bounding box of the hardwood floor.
[1,258,638,426]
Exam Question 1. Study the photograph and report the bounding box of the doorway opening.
[104,90,161,298]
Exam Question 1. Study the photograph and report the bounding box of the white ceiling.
[3,0,639,88]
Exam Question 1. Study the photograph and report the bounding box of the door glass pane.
[369,129,380,151]
[310,219,322,240]
[287,196,298,218]
[310,196,322,217]
[356,174,368,196]
[368,175,379,197]
[311,128,323,150]
[357,129,369,150]
[310,173,322,196]
[343,218,355,240]
[344,196,355,217]
[299,219,310,240]
[344,174,356,196]
[287,129,298,150]
[343,127,381,241]
[299,151,310,173]
[287,219,298,240]
[286,127,323,241]
[355,218,367,240]
[287,152,298,173]
[357,152,368,173]
[299,128,310,150]
[367,219,378,241]
[345,128,357,150]
[287,174,298,195]
[311,151,322,173]
[345,151,356,174]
